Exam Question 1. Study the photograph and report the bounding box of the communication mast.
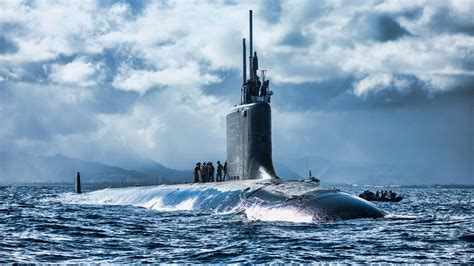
[241,10,271,105]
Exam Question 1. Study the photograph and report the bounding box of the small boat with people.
[359,190,403,202]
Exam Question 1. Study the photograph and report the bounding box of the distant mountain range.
[0,151,302,185]
[0,152,192,185]
[1,152,469,186]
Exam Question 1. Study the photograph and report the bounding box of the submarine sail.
[226,10,276,180]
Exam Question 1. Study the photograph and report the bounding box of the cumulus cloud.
[112,62,221,94]
[0,82,97,141]
[1,1,472,95]
[92,86,230,167]
[354,73,392,96]
[50,58,99,87]
[344,12,412,42]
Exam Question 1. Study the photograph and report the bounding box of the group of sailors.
[359,189,403,202]
[193,161,228,183]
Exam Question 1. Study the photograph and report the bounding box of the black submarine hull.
[79,179,385,223]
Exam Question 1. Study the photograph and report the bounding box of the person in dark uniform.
[209,162,215,182]
[216,161,223,182]
[223,160,228,181]
[201,162,207,183]
[193,162,201,183]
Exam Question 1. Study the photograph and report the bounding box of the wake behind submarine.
[79,10,385,223]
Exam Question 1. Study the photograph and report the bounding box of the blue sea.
[0,184,473,263]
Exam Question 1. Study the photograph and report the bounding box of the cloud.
[354,73,392,96]
[54,85,232,168]
[344,12,412,42]
[280,30,311,47]
[0,82,97,141]
[260,0,283,23]
[50,58,99,87]
[423,3,474,35]
[112,62,221,94]
[1,1,471,95]
[0,35,19,54]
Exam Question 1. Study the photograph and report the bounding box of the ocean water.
[0,184,473,263]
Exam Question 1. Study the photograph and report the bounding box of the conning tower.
[226,10,276,180]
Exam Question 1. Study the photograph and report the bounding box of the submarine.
[74,10,385,223]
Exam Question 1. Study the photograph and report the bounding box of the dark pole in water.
[75,171,81,194]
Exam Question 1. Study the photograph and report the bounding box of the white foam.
[267,181,324,196]
[60,187,197,212]
[144,197,196,212]
[60,180,267,207]
[258,167,274,180]
[383,213,417,220]
[244,205,314,223]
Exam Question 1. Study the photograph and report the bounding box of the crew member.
[209,162,215,182]
[389,190,396,200]
[223,161,228,181]
[201,162,207,183]
[193,162,201,183]
[216,161,223,182]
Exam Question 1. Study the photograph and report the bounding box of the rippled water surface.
[1,185,473,263]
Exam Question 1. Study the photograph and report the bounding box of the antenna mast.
[240,10,271,104]
[249,10,253,81]
[242,38,246,83]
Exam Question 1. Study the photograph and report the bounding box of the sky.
[0,0,473,183]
